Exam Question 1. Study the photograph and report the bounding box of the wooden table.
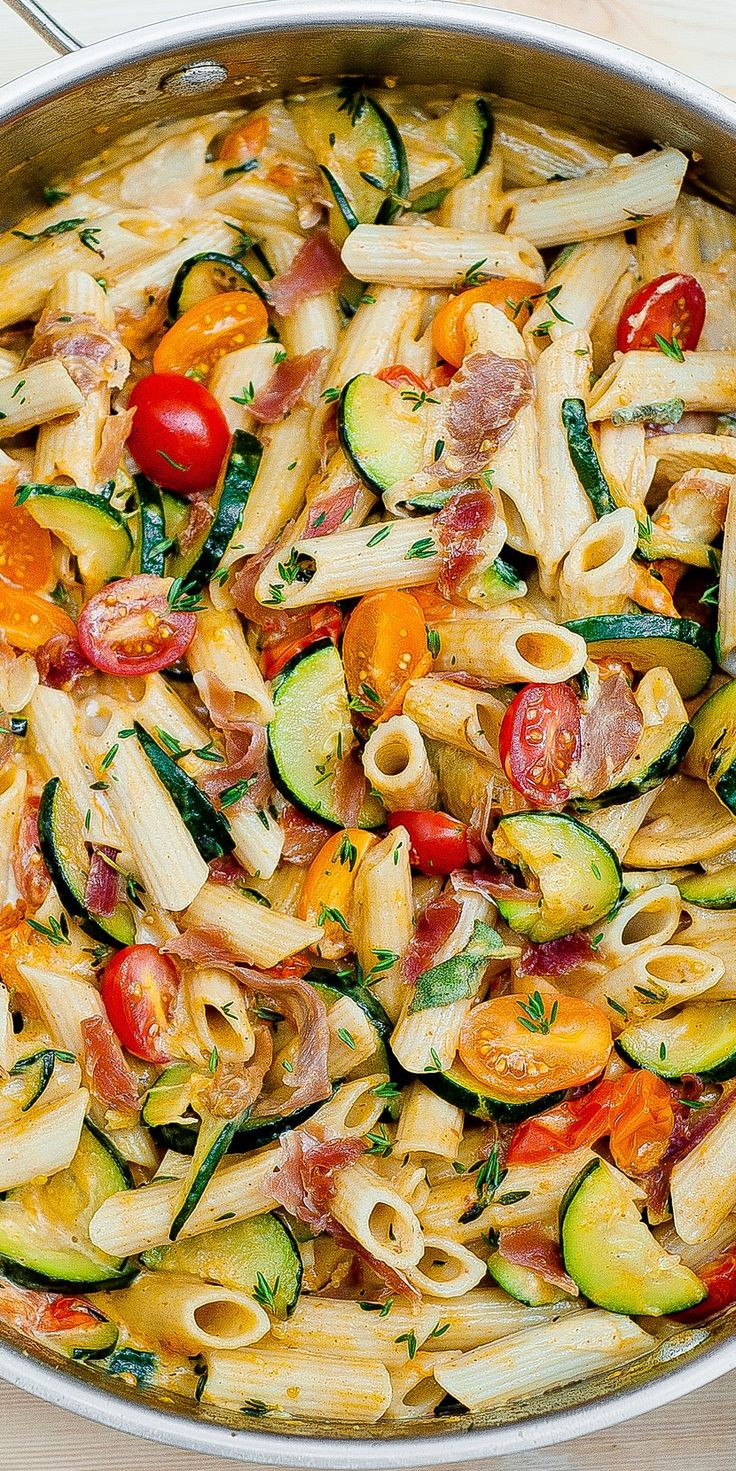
[1,0,735,1464]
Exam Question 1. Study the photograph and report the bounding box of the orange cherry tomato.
[298,828,376,959]
[0,484,53,591]
[457,990,612,1104]
[432,277,542,367]
[342,590,429,720]
[153,291,269,378]
[608,1068,674,1176]
[219,115,270,164]
[0,582,77,652]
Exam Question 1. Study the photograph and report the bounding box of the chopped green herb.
[654,332,685,362]
[405,537,436,561]
[231,382,255,406]
[318,904,349,930]
[364,1124,393,1157]
[367,525,391,547]
[337,1027,356,1049]
[395,1329,417,1359]
[427,627,440,656]
[252,1272,279,1312]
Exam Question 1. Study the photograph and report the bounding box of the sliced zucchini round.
[135,723,235,862]
[288,86,408,242]
[161,488,191,550]
[142,1211,302,1318]
[310,974,398,1111]
[43,1310,119,1360]
[617,1000,736,1080]
[268,641,383,829]
[169,431,261,592]
[560,1158,705,1315]
[564,614,713,699]
[338,373,426,495]
[678,864,736,908]
[21,485,133,592]
[150,1098,327,1158]
[424,1058,563,1124]
[571,720,693,811]
[37,777,136,947]
[487,1249,568,1306]
[168,250,269,317]
[133,473,167,576]
[492,811,622,943]
[404,96,493,210]
[0,1122,132,1290]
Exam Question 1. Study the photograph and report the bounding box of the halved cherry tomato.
[101,943,179,1062]
[153,291,268,378]
[432,278,542,366]
[37,1296,105,1335]
[218,114,270,164]
[458,990,612,1103]
[342,590,429,719]
[388,809,470,876]
[608,1067,674,1175]
[261,604,342,680]
[376,365,430,392]
[0,581,77,653]
[498,682,581,808]
[128,373,230,495]
[298,827,376,958]
[77,574,196,676]
[507,1077,618,1164]
[616,271,706,354]
[0,484,53,591]
[678,1248,736,1322]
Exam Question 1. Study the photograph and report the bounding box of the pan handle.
[3,0,80,53]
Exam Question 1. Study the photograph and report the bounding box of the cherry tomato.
[218,114,270,163]
[298,827,376,959]
[458,990,612,1104]
[101,943,179,1062]
[376,365,430,392]
[0,581,77,653]
[498,682,581,808]
[616,271,706,354]
[388,809,470,876]
[0,484,53,591]
[77,574,196,676]
[507,1077,618,1164]
[432,278,541,366]
[38,1296,105,1335]
[608,1068,674,1175]
[128,373,230,495]
[342,590,429,719]
[678,1248,736,1322]
[153,292,268,378]
[261,604,343,680]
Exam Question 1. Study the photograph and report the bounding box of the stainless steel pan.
[1,1,736,1462]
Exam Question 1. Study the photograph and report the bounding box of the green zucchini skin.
[424,1060,564,1124]
[338,373,426,496]
[616,1000,736,1081]
[678,863,736,908]
[169,430,262,592]
[561,398,618,517]
[685,681,736,817]
[37,776,136,947]
[133,474,167,576]
[493,811,622,943]
[288,87,408,244]
[565,613,713,699]
[570,720,693,811]
[168,250,270,316]
[169,1114,243,1240]
[20,484,133,590]
[134,723,235,862]
[142,1211,302,1319]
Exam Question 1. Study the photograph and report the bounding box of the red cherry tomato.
[376,365,430,392]
[101,944,179,1062]
[498,682,581,807]
[77,574,196,676]
[678,1248,735,1322]
[507,1078,619,1164]
[388,809,470,875]
[261,604,343,680]
[128,373,230,495]
[616,272,706,354]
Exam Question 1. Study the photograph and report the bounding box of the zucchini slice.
[310,975,397,1107]
[134,723,235,862]
[161,488,190,549]
[684,680,736,820]
[492,811,622,943]
[133,474,167,576]
[424,1059,563,1124]
[465,555,527,610]
[168,250,269,316]
[400,96,493,211]
[43,1308,119,1360]
[149,1095,327,1157]
[561,398,618,518]
[37,777,136,947]
[268,641,383,829]
[571,719,693,811]
[678,864,736,908]
[169,1110,243,1240]
[20,484,133,592]
[617,1000,736,1080]
[142,1212,302,1318]
[564,614,713,699]
[288,86,408,243]
[169,430,262,591]
[338,373,428,495]
[487,1249,569,1306]
[0,1122,132,1290]
[560,1158,705,1315]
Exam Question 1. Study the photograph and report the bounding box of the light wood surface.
[0,0,734,1465]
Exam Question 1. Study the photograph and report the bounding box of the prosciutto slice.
[35,633,93,690]
[250,348,326,423]
[517,931,595,978]
[94,408,134,484]
[435,482,497,601]
[498,1225,579,1296]
[278,800,333,864]
[403,891,461,988]
[24,309,130,393]
[199,724,272,811]
[13,794,50,910]
[265,232,344,316]
[81,1015,139,1112]
[573,673,643,799]
[205,1025,273,1119]
[440,352,534,478]
[271,1130,366,1232]
[84,846,120,918]
[644,1084,736,1220]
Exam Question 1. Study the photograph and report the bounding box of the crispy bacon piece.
[573,673,643,799]
[517,931,596,978]
[94,408,135,485]
[24,310,130,393]
[265,232,344,316]
[13,794,50,910]
[435,482,497,601]
[498,1225,579,1295]
[250,348,327,423]
[81,1014,139,1112]
[35,633,92,691]
[442,352,534,476]
[271,1130,366,1232]
[278,800,333,864]
[199,724,272,811]
[84,846,120,918]
[403,891,461,988]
